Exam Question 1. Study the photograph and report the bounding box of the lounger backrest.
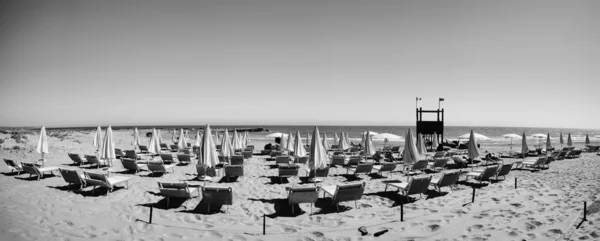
[270,151,283,157]
[139,145,148,151]
[160,143,168,149]
[169,145,178,151]
[160,154,173,161]
[148,163,167,173]
[391,146,400,152]
[275,156,290,165]
[196,164,217,177]
[496,164,512,177]
[411,160,429,171]
[536,157,548,165]
[433,158,448,169]
[308,167,329,178]
[348,156,362,166]
[202,186,233,205]
[334,182,366,203]
[332,156,345,165]
[177,154,191,163]
[158,182,187,189]
[278,165,299,177]
[433,151,447,158]
[68,153,85,164]
[124,150,138,159]
[4,159,21,170]
[83,171,110,188]
[215,145,222,150]
[406,176,432,195]
[436,172,460,187]
[296,156,308,164]
[354,163,373,174]
[478,166,500,181]
[288,187,319,204]
[121,158,140,171]
[378,163,397,172]
[544,156,555,166]
[242,151,253,159]
[114,149,124,156]
[230,155,244,165]
[85,155,100,164]
[330,144,339,149]
[21,162,40,175]
[224,165,244,177]
[59,168,85,185]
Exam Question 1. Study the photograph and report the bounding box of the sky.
[0,0,599,129]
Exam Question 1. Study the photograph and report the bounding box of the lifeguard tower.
[416,99,445,150]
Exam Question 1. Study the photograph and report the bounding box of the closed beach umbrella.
[93,125,103,151]
[344,133,350,146]
[467,130,481,162]
[220,128,235,159]
[567,133,573,147]
[360,133,366,147]
[243,132,249,146]
[232,129,243,150]
[416,133,426,155]
[293,131,307,158]
[546,133,552,152]
[172,129,177,143]
[521,132,529,156]
[363,131,375,157]
[286,131,295,151]
[432,132,439,151]
[322,132,330,150]
[99,125,116,167]
[560,132,564,147]
[402,129,420,180]
[334,133,339,144]
[133,127,141,147]
[194,131,201,147]
[280,132,286,148]
[585,134,590,145]
[306,132,311,145]
[215,131,220,144]
[148,128,161,154]
[308,127,329,182]
[199,124,219,168]
[158,130,164,144]
[338,131,349,150]
[177,128,187,150]
[36,125,49,165]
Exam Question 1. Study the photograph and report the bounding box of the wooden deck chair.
[4,158,23,175]
[147,161,177,176]
[59,168,86,191]
[21,162,59,181]
[68,153,88,166]
[138,145,149,153]
[385,176,432,202]
[160,154,175,164]
[372,163,397,177]
[83,171,130,195]
[430,172,460,193]
[464,165,499,184]
[121,158,148,174]
[230,155,244,165]
[321,182,366,212]
[287,186,319,214]
[331,155,346,167]
[275,156,291,166]
[158,182,199,209]
[201,186,233,213]
[345,163,373,176]
[85,155,108,169]
[177,154,192,165]
[278,165,299,183]
[224,165,243,182]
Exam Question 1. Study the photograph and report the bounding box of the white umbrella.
[199,124,219,184]
[177,128,187,150]
[286,131,295,152]
[567,133,573,147]
[93,125,103,151]
[322,132,330,150]
[546,133,552,152]
[220,128,235,159]
[232,129,243,150]
[194,131,201,147]
[293,131,307,158]
[416,133,426,155]
[306,132,311,145]
[467,130,481,169]
[402,129,420,180]
[432,132,439,151]
[243,132,249,147]
[280,132,286,149]
[148,128,161,154]
[363,131,375,157]
[459,132,490,141]
[338,131,349,150]
[308,127,329,182]
[334,133,339,144]
[172,129,178,143]
[99,125,116,167]
[372,133,403,140]
[503,133,522,154]
[521,132,529,159]
[585,134,591,145]
[133,127,141,148]
[559,132,564,147]
[36,125,49,166]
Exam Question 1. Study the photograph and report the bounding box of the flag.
[439,98,445,101]
[416,97,422,101]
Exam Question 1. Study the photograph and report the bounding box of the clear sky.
[0,0,598,129]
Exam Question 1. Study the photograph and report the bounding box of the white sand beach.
[0,129,599,241]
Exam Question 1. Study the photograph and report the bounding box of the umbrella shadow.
[142,172,165,178]
[217,176,240,183]
[15,174,58,181]
[1,171,21,177]
[368,173,387,179]
[364,191,419,206]
[313,198,353,214]
[332,174,363,182]
[259,176,290,184]
[456,180,490,189]
[264,164,279,169]
[137,198,187,210]
[77,186,128,197]
[47,184,82,193]
[248,198,305,217]
[180,199,226,214]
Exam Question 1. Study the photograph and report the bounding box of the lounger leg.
[167,197,170,208]
[336,203,339,212]
[310,203,313,214]
[291,204,294,214]
[385,185,388,192]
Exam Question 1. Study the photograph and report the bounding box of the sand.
[0,129,599,241]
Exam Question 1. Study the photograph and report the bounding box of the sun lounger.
[430,172,460,193]
[169,144,178,152]
[158,182,199,209]
[286,186,319,214]
[432,151,447,160]
[242,151,253,159]
[85,155,108,169]
[215,145,222,151]
[230,155,244,165]
[177,154,192,165]
[518,157,547,170]
[493,164,513,180]
[67,153,87,167]
[405,160,429,175]
[196,164,218,183]
[160,154,176,164]
[278,164,300,182]
[138,145,149,153]
[347,156,363,166]
[566,150,582,159]
[160,143,169,151]
[147,161,177,176]
[83,171,130,195]
[275,156,291,166]
[331,155,346,167]
[4,158,23,175]
[270,151,283,158]
[21,162,59,181]
[295,156,308,165]
[385,176,432,202]
[464,165,499,184]
[201,186,233,213]
[114,149,124,159]
[321,182,366,212]
[391,146,401,153]
[121,158,148,174]
[583,145,600,152]
[224,165,243,182]
[427,158,448,172]
[345,163,373,176]
[59,168,86,191]
[372,163,397,177]
[124,150,142,160]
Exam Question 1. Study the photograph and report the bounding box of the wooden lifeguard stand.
[416,107,444,150]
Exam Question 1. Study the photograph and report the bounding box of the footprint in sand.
[425,224,441,232]
[283,226,298,233]
[162,233,183,239]
[230,234,247,241]
[204,230,223,238]
[547,229,563,235]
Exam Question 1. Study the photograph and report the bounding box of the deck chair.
[114,149,124,159]
[138,145,149,153]
[331,155,346,167]
[147,161,177,176]
[519,157,547,170]
[246,145,255,150]
[83,171,130,195]
[230,155,244,165]
[59,168,86,191]
[124,150,141,160]
[218,155,229,164]
[68,153,88,166]
[345,163,373,176]
[223,165,243,182]
[177,154,192,165]
[566,150,582,159]
[430,172,460,193]
[406,160,429,175]
[556,151,568,160]
[287,186,319,214]
[432,151,447,159]
[160,143,169,151]
[372,163,397,177]
[385,176,432,202]
[275,156,291,166]
[85,155,108,169]
[278,165,300,183]
[493,164,513,180]
[21,162,59,181]
[121,158,148,174]
[321,182,366,212]
[295,156,308,165]
[242,151,253,159]
[158,182,199,209]
[583,146,600,152]
[201,186,233,213]
[270,151,283,158]
[347,156,363,166]
[427,158,448,172]
[160,154,175,164]
[196,164,218,184]
[464,165,499,184]
[391,146,401,153]
[4,158,23,175]
[169,144,178,152]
